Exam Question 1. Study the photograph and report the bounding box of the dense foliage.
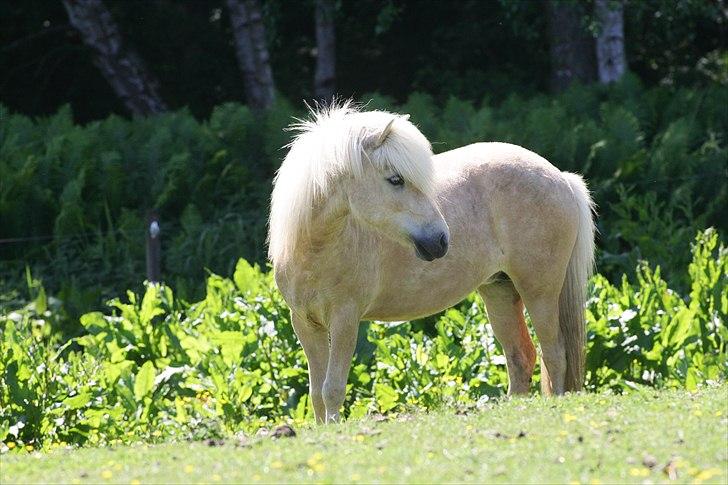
[2,79,726,321]
[1,230,725,451]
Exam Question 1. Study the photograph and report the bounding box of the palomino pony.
[268,102,595,423]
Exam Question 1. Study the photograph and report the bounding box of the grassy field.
[2,386,726,484]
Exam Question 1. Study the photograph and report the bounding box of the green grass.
[2,386,726,484]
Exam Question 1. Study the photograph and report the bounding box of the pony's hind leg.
[291,314,329,423]
[519,292,565,395]
[479,280,536,395]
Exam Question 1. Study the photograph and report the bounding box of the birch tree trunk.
[226,0,275,111]
[546,0,596,92]
[314,0,336,101]
[595,0,627,83]
[62,0,167,116]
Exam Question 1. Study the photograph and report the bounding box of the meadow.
[2,386,726,484]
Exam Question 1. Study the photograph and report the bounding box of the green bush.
[1,230,725,451]
[1,80,726,313]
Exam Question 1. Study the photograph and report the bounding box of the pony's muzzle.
[412,230,449,261]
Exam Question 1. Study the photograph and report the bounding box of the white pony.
[269,102,595,423]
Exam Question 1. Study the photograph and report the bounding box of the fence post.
[146,210,161,283]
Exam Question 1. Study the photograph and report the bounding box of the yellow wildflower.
[271,460,283,469]
[563,413,577,423]
[130,480,141,485]
[695,468,722,481]
[6,442,15,450]
[307,453,325,473]
[628,468,650,477]
[101,470,113,479]
[184,464,194,474]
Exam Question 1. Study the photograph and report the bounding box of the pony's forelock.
[268,101,434,265]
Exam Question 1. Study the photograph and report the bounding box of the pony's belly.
[363,287,474,321]
[363,250,492,321]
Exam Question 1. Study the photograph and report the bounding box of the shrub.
[1,230,724,451]
[2,81,726,310]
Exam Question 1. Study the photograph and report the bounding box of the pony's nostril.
[439,232,449,251]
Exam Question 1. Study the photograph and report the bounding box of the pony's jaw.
[348,210,449,261]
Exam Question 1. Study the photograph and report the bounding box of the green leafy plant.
[1,231,725,452]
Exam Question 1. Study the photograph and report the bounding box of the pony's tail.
[559,173,596,392]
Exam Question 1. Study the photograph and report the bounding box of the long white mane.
[268,101,434,265]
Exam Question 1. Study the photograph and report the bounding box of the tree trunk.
[226,0,275,111]
[594,0,627,83]
[546,0,596,92]
[62,0,167,116]
[314,0,336,102]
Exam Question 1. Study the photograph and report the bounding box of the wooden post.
[146,211,161,283]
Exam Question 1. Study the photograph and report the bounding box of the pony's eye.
[387,174,404,186]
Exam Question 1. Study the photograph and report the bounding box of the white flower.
[619,309,638,324]
[260,319,277,337]
[642,370,655,382]
[8,421,25,437]
[622,335,638,346]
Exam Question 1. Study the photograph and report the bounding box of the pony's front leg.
[291,314,329,424]
[322,313,359,423]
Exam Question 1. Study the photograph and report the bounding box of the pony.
[268,102,595,423]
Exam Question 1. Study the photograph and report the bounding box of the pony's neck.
[297,192,376,263]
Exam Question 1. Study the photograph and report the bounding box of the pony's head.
[268,101,449,265]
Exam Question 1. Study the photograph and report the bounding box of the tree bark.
[594,0,627,83]
[314,0,336,102]
[226,0,275,111]
[62,0,167,116]
[546,0,596,92]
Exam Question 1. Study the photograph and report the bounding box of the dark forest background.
[2,0,725,121]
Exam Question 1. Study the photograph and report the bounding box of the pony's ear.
[366,117,397,149]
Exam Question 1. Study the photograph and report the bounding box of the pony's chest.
[274,254,376,321]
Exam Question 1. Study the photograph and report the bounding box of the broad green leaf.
[375,383,399,412]
[134,361,156,400]
[140,285,165,325]
[233,258,260,295]
[63,392,92,409]
[211,331,245,366]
